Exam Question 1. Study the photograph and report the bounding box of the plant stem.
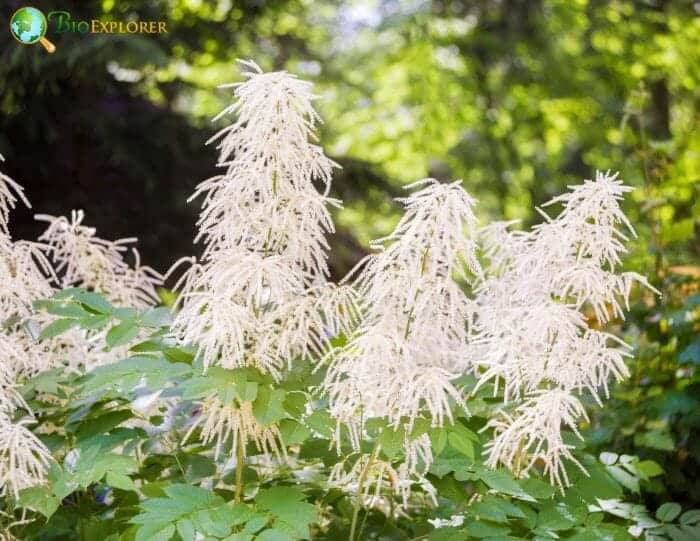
[234,435,245,503]
[349,440,380,541]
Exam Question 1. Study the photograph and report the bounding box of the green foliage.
[2,288,697,540]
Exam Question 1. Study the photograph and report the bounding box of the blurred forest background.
[1,0,699,512]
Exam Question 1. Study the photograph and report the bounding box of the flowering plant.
[0,63,696,541]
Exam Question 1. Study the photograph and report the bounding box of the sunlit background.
[1,0,697,279]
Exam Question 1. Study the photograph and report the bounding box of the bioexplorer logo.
[10,6,168,53]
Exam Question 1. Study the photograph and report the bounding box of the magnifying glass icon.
[10,7,56,53]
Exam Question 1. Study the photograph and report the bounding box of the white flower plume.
[324,178,483,450]
[183,397,286,463]
[0,156,54,498]
[171,60,356,378]
[0,415,53,499]
[476,171,657,488]
[36,210,163,308]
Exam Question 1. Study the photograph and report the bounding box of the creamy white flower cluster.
[1,155,163,498]
[476,171,655,487]
[322,178,482,505]
[171,60,358,460]
[36,210,163,309]
[324,179,482,446]
[0,156,53,498]
[171,60,357,379]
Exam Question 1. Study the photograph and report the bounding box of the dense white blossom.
[36,210,163,308]
[476,171,657,488]
[324,179,482,442]
[0,156,53,497]
[171,60,356,378]
[0,415,53,499]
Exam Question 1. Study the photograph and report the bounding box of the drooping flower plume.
[36,210,163,309]
[171,60,357,378]
[0,155,53,497]
[476,171,657,487]
[324,178,482,445]
[170,61,357,461]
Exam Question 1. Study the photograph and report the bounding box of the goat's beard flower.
[36,210,163,309]
[35,210,163,371]
[183,396,286,464]
[0,415,53,499]
[0,155,54,497]
[170,60,357,380]
[476,171,657,488]
[323,179,482,450]
[329,434,436,512]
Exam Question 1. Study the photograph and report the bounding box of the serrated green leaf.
[657,503,682,522]
[39,317,78,340]
[253,387,287,426]
[379,425,405,459]
[279,419,311,445]
[107,321,140,348]
[18,486,60,519]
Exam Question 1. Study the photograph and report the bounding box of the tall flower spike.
[0,155,54,498]
[476,171,657,489]
[171,60,356,377]
[36,210,163,308]
[324,179,482,450]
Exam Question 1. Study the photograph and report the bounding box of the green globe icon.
[10,7,56,52]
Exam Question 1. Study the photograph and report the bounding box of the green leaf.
[74,409,132,443]
[305,410,333,438]
[447,428,474,460]
[520,477,556,499]
[634,430,675,451]
[255,486,317,539]
[606,465,639,493]
[283,392,307,418]
[176,519,196,541]
[657,503,682,522]
[537,503,578,530]
[70,290,114,314]
[106,321,140,348]
[635,460,664,479]
[140,307,172,328]
[106,471,137,491]
[253,387,287,427]
[679,337,700,364]
[279,419,311,445]
[379,425,405,459]
[429,427,448,455]
[680,510,700,526]
[83,356,192,394]
[80,313,112,330]
[131,484,240,541]
[464,521,511,538]
[18,486,60,519]
[181,368,258,403]
[475,469,532,500]
[39,318,78,340]
[164,346,196,364]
